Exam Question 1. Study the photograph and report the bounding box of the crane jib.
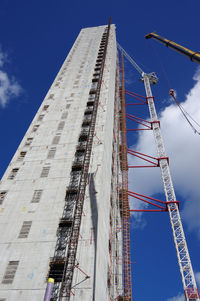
[145,32,200,64]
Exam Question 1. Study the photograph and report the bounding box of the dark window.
[32,125,40,132]
[17,151,26,161]
[43,105,49,111]
[18,221,32,238]
[0,191,7,205]
[2,261,19,284]
[24,137,33,146]
[61,112,68,119]
[37,115,44,121]
[40,166,50,178]
[8,168,19,180]
[57,121,65,131]
[52,135,61,145]
[47,147,56,159]
[31,190,43,203]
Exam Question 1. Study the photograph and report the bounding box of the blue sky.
[0,1,200,300]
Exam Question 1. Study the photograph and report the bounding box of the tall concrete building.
[0,24,125,300]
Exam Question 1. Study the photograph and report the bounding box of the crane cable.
[169,89,200,135]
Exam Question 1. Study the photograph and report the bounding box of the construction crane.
[145,32,200,64]
[117,44,200,301]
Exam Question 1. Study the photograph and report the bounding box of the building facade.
[0,24,123,300]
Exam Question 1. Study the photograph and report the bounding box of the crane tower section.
[143,74,199,300]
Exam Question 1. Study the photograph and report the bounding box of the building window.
[31,190,43,203]
[18,221,32,238]
[43,105,49,111]
[37,114,44,121]
[0,191,7,205]
[48,94,54,100]
[61,112,68,119]
[40,166,50,178]
[2,261,19,284]
[47,147,56,159]
[24,137,33,146]
[17,151,26,161]
[57,121,65,131]
[8,168,19,180]
[32,125,40,133]
[52,134,61,145]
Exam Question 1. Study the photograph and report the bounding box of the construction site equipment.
[118,44,200,300]
[145,32,200,64]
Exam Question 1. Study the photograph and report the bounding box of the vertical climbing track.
[120,53,132,300]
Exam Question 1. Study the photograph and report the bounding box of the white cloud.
[129,67,200,235]
[166,293,185,301]
[166,272,200,301]
[195,272,200,287]
[0,48,22,107]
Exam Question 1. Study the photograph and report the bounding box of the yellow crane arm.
[145,32,200,64]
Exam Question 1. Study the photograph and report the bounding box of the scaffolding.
[120,54,132,301]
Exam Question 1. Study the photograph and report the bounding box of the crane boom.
[145,32,200,64]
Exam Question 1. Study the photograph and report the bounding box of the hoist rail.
[120,53,132,301]
[145,32,200,64]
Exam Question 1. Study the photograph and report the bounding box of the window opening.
[0,191,7,205]
[8,168,19,180]
[32,125,40,133]
[31,190,43,203]
[57,121,65,131]
[52,134,61,145]
[17,151,26,161]
[47,147,56,159]
[48,94,54,100]
[61,112,68,119]
[40,166,50,178]
[2,261,19,284]
[38,115,44,121]
[43,105,49,111]
[24,137,33,146]
[18,221,32,238]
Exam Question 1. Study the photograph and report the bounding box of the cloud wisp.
[128,67,200,235]
[166,293,185,301]
[166,272,200,301]
[0,48,22,107]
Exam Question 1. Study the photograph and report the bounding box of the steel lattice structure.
[143,73,199,300]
